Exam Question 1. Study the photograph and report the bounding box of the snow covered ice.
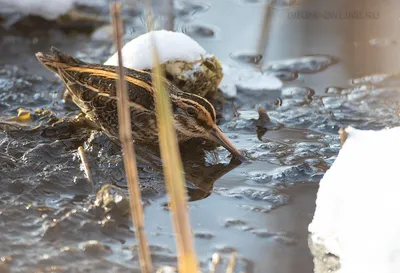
[309,126,400,273]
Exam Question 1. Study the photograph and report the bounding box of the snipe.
[36,47,246,161]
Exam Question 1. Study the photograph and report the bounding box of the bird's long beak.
[209,126,247,162]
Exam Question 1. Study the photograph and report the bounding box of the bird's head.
[171,91,246,161]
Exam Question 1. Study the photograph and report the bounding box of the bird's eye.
[186,107,196,116]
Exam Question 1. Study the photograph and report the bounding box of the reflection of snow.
[264,55,336,73]
[309,126,400,273]
[350,73,391,86]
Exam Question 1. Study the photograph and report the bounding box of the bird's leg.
[62,88,74,104]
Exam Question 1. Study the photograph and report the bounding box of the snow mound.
[309,126,400,273]
[104,30,207,70]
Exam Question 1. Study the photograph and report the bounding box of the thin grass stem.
[256,2,273,71]
[146,5,199,271]
[225,252,237,273]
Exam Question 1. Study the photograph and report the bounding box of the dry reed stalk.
[256,2,273,70]
[146,10,199,273]
[165,0,175,31]
[110,3,153,273]
[151,44,200,273]
[77,146,94,186]
[143,0,174,31]
[225,252,237,273]
[145,6,154,32]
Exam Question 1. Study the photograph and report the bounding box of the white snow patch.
[218,75,237,97]
[222,65,282,92]
[309,126,400,273]
[350,73,391,86]
[104,30,207,70]
[0,0,75,20]
[0,0,104,20]
[237,110,259,120]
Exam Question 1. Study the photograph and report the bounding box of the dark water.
[1,0,400,272]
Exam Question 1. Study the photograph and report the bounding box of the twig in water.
[77,146,94,186]
[110,3,153,273]
[339,127,348,148]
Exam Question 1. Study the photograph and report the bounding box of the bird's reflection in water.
[133,139,243,202]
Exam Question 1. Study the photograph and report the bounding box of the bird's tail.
[35,46,85,73]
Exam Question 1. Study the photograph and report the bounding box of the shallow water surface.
[1,0,400,272]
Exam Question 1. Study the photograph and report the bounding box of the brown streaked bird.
[36,47,246,161]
